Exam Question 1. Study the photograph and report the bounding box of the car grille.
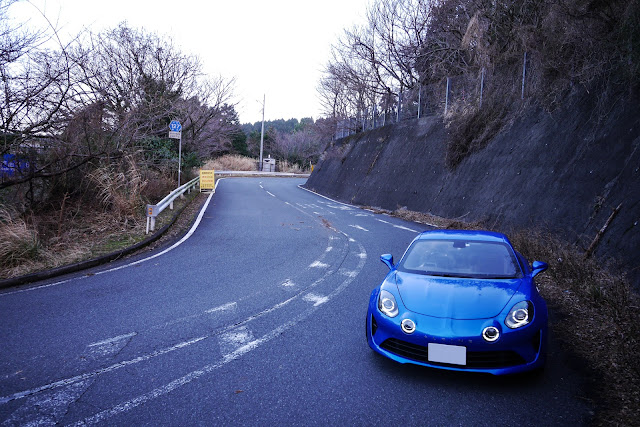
[380,338,526,368]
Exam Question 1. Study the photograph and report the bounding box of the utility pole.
[259,94,265,171]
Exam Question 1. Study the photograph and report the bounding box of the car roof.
[415,229,511,244]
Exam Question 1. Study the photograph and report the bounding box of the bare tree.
[0,0,91,194]
[70,23,237,156]
[318,0,434,123]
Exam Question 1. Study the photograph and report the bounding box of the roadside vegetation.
[319,0,639,167]
[0,1,321,281]
[387,207,639,426]
[201,154,311,174]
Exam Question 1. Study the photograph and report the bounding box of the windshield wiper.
[425,272,470,278]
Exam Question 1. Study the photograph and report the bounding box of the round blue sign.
[169,120,182,132]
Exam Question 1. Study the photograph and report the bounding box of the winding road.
[0,178,592,425]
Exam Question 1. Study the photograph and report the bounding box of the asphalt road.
[0,178,593,425]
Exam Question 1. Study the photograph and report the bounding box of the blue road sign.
[169,120,182,132]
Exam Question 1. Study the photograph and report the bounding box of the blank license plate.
[428,343,467,366]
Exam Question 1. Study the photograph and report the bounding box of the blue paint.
[367,229,549,375]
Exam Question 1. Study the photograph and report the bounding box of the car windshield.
[398,239,522,279]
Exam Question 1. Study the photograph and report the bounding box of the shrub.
[444,98,507,168]
[202,154,257,171]
[0,209,41,269]
[88,155,147,223]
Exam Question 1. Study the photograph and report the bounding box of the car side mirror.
[531,261,548,277]
[380,254,394,270]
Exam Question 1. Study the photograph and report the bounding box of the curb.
[0,195,203,290]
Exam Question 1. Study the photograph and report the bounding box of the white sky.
[9,0,368,124]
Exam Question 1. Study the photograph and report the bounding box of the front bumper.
[367,297,547,375]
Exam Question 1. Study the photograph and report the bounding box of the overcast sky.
[10,0,369,124]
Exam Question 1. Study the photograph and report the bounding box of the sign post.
[169,120,182,186]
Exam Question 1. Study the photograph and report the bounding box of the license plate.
[428,343,467,366]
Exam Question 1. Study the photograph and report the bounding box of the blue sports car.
[367,230,549,375]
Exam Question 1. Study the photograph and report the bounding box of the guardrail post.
[146,204,158,234]
[144,176,200,234]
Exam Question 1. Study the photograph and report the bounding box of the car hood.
[394,271,521,319]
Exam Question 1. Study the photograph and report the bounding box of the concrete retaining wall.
[305,88,640,286]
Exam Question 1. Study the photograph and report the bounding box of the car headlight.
[505,301,533,329]
[378,290,399,318]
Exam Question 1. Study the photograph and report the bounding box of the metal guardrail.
[146,176,200,234]
[215,170,310,178]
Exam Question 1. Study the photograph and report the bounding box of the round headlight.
[505,301,533,329]
[482,326,500,342]
[378,290,399,318]
[401,318,416,334]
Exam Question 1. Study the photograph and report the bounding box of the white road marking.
[0,336,207,405]
[340,270,358,278]
[325,246,333,252]
[303,293,329,307]
[3,380,91,426]
[2,180,372,424]
[87,333,136,358]
[298,184,431,230]
[74,311,309,426]
[280,279,296,288]
[327,204,352,211]
[309,261,329,268]
[266,191,276,197]
[349,225,369,232]
[88,332,136,348]
[376,219,391,224]
[70,239,369,425]
[218,326,255,357]
[205,302,237,314]
[393,224,418,232]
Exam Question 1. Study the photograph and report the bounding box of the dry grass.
[0,209,42,270]
[444,99,508,169]
[508,230,639,425]
[0,184,197,281]
[201,155,310,173]
[384,207,639,425]
[278,160,308,173]
[202,155,257,171]
[88,155,147,224]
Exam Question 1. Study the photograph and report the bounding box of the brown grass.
[278,160,307,173]
[202,155,257,171]
[88,155,147,224]
[444,99,508,169]
[0,184,198,281]
[508,230,639,425]
[0,209,42,270]
[384,207,639,425]
[202,155,310,173]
